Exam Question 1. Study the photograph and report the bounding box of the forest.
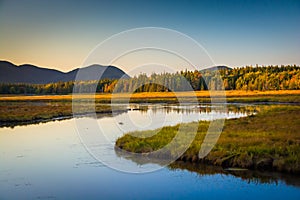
[1,65,299,94]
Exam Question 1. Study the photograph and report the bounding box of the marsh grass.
[1,90,300,103]
[0,101,121,126]
[116,105,300,173]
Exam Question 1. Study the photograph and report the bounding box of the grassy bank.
[0,101,126,127]
[116,105,300,174]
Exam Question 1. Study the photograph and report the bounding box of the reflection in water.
[171,162,300,187]
[2,103,263,129]
[130,103,261,116]
[115,147,300,188]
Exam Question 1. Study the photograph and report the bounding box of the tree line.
[0,65,299,94]
[0,79,115,94]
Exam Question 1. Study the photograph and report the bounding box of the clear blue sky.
[0,0,299,73]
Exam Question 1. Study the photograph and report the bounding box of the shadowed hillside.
[0,61,130,84]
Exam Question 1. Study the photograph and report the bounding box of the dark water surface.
[0,104,299,199]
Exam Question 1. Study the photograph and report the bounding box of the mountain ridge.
[0,61,130,84]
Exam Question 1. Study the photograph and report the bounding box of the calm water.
[0,104,299,199]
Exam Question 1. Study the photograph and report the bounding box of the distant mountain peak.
[200,65,232,72]
[0,61,130,84]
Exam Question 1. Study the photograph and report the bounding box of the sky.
[0,0,299,74]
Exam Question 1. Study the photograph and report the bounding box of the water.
[0,104,299,199]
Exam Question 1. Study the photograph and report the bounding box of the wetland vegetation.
[116,105,300,174]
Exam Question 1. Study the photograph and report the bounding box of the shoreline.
[0,109,128,128]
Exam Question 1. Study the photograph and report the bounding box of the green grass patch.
[116,105,300,174]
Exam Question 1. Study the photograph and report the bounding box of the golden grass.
[1,90,300,101]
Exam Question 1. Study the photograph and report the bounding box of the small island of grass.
[116,105,300,174]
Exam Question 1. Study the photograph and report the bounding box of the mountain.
[0,61,130,84]
[58,64,130,82]
[200,65,232,73]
